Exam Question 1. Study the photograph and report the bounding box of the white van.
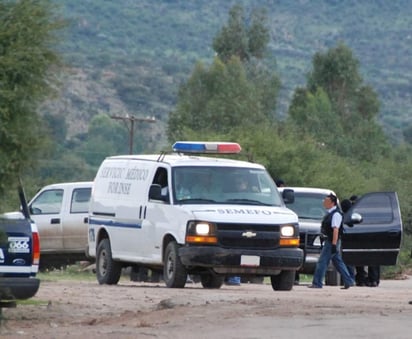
[88,142,303,291]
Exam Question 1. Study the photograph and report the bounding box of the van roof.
[106,154,265,169]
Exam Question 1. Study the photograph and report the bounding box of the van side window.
[152,167,169,202]
[70,188,92,213]
[30,189,63,215]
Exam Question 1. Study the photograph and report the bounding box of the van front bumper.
[179,246,303,275]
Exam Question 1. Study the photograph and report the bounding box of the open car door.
[341,192,402,266]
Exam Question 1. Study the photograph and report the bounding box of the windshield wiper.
[226,198,271,206]
[177,198,217,204]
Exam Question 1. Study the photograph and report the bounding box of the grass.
[37,263,96,282]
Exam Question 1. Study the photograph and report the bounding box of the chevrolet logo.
[242,231,257,238]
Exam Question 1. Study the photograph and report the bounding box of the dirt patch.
[1,275,412,338]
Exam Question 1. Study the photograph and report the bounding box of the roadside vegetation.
[0,2,411,275]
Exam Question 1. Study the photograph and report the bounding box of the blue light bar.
[172,141,241,154]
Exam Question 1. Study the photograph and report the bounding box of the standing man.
[309,193,355,289]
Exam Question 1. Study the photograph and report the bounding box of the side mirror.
[282,189,295,204]
[149,184,163,200]
[344,212,363,227]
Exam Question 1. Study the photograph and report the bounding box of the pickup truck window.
[30,189,63,215]
[70,188,92,213]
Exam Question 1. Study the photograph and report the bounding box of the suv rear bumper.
[0,277,40,301]
[179,246,303,274]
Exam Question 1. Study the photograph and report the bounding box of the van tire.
[270,270,295,291]
[200,273,224,289]
[96,238,122,285]
[163,241,187,288]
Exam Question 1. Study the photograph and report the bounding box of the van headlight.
[279,224,300,247]
[280,225,295,237]
[185,221,217,244]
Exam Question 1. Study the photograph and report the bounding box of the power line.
[110,114,156,154]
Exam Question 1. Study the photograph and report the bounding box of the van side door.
[143,166,174,262]
[341,192,402,266]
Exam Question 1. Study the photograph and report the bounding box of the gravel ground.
[1,274,412,338]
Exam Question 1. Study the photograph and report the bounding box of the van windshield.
[172,166,282,206]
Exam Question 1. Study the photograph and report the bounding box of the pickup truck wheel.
[270,270,295,291]
[163,241,187,288]
[200,273,224,289]
[325,268,340,286]
[96,239,121,285]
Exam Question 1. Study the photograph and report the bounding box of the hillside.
[48,0,412,149]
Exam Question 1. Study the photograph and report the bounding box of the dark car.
[279,188,403,285]
[341,191,402,267]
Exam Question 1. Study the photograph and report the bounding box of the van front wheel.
[163,241,187,288]
[270,270,295,291]
[200,273,224,289]
[96,238,122,285]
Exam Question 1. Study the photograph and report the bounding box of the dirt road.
[2,275,412,338]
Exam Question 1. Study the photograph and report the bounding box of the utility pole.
[110,114,156,154]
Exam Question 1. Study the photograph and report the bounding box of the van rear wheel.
[163,241,187,288]
[96,238,121,285]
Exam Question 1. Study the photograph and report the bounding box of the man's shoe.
[307,284,322,289]
[341,282,354,289]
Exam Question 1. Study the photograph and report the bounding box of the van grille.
[216,223,280,249]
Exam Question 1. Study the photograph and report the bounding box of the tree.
[78,114,128,167]
[212,4,270,63]
[402,124,412,144]
[0,0,64,194]
[288,42,389,161]
[167,56,278,142]
[168,4,279,142]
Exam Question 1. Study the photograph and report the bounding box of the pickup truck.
[28,182,93,268]
[0,185,40,307]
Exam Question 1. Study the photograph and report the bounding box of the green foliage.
[288,42,389,162]
[308,43,362,112]
[168,4,278,143]
[50,0,412,149]
[168,56,278,142]
[212,4,269,62]
[0,0,65,195]
[77,114,128,166]
[288,87,341,143]
[43,112,68,145]
[403,124,412,145]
